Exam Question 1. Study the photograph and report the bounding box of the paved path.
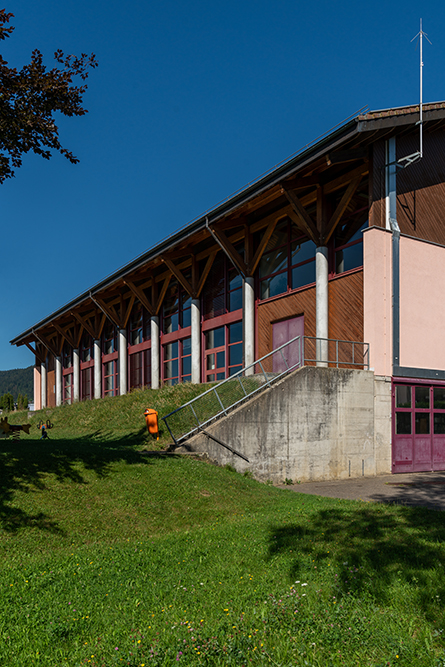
[278,471,445,511]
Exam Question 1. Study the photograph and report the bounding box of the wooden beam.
[281,187,319,244]
[161,256,194,297]
[326,149,367,165]
[123,280,155,316]
[71,311,98,339]
[196,250,217,298]
[208,225,247,276]
[155,275,171,315]
[247,218,279,276]
[92,296,123,329]
[52,322,76,349]
[24,341,46,364]
[323,176,362,244]
[33,330,59,358]
[122,295,135,329]
[281,173,321,190]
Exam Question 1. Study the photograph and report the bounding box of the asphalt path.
[278,471,445,511]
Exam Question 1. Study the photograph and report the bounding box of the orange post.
[144,408,159,440]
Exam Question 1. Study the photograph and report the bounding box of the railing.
[161,336,369,446]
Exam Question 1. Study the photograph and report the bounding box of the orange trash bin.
[144,408,159,440]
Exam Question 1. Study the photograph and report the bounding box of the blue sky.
[2,0,444,370]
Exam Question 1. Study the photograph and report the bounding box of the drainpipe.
[385,137,400,372]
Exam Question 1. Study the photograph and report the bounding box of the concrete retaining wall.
[180,366,392,483]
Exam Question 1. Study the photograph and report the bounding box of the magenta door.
[393,383,445,473]
[272,316,304,373]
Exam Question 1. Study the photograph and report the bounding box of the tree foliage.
[17,393,28,410]
[0,392,14,411]
[0,9,98,183]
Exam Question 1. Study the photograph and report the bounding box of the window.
[163,337,191,386]
[63,373,73,404]
[334,220,367,275]
[258,220,316,300]
[80,332,93,363]
[162,279,191,334]
[129,349,151,389]
[129,303,151,346]
[81,367,92,401]
[202,249,243,320]
[102,321,117,355]
[104,359,119,396]
[204,321,243,382]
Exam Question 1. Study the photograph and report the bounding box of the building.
[11,102,445,475]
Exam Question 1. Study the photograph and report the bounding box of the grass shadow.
[0,431,178,535]
[268,503,445,618]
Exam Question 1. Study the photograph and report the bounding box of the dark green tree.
[0,392,14,411]
[17,393,28,410]
[0,9,97,183]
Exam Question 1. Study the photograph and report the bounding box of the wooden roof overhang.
[12,102,445,356]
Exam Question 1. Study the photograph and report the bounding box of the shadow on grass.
[0,429,179,534]
[268,504,445,617]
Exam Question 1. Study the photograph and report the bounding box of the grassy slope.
[1,388,445,666]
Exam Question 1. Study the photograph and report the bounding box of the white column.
[55,356,62,407]
[41,360,47,409]
[244,276,255,375]
[191,298,201,384]
[316,246,329,367]
[73,348,80,402]
[151,316,160,389]
[94,339,102,399]
[118,328,128,395]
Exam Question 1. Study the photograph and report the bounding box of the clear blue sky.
[2,0,444,370]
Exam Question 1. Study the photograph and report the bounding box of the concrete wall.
[182,366,392,483]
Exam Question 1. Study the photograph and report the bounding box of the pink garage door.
[272,316,304,373]
[392,383,445,473]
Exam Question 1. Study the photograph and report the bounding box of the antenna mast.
[399,19,432,167]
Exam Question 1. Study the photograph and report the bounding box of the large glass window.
[80,332,93,363]
[81,367,92,401]
[104,360,119,396]
[258,220,316,300]
[163,337,191,386]
[63,373,73,404]
[204,321,243,382]
[202,249,243,321]
[334,221,367,275]
[162,279,192,334]
[129,349,151,390]
[102,321,117,355]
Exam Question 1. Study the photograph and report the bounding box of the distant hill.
[0,367,33,401]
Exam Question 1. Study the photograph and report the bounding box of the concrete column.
[34,363,41,411]
[118,328,128,395]
[55,356,62,407]
[191,298,201,384]
[151,316,160,389]
[244,276,255,375]
[73,348,80,402]
[41,360,47,409]
[316,246,329,367]
[94,339,102,399]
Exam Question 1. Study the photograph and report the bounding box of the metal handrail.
[161,335,369,446]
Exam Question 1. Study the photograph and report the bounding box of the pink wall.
[34,365,41,411]
[363,227,392,377]
[399,236,445,370]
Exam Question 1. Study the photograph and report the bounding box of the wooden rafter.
[161,256,194,297]
[122,295,135,328]
[124,280,155,316]
[155,275,171,315]
[91,294,122,329]
[208,225,247,276]
[71,311,98,339]
[247,217,280,276]
[25,341,46,364]
[33,330,58,358]
[195,250,217,298]
[281,187,319,244]
[323,176,362,244]
[52,321,77,349]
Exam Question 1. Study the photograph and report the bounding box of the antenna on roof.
[398,19,432,168]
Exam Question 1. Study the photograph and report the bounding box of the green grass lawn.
[1,391,445,665]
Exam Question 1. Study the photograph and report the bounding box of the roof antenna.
[398,19,431,168]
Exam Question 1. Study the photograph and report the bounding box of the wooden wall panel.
[47,369,56,408]
[257,270,363,366]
